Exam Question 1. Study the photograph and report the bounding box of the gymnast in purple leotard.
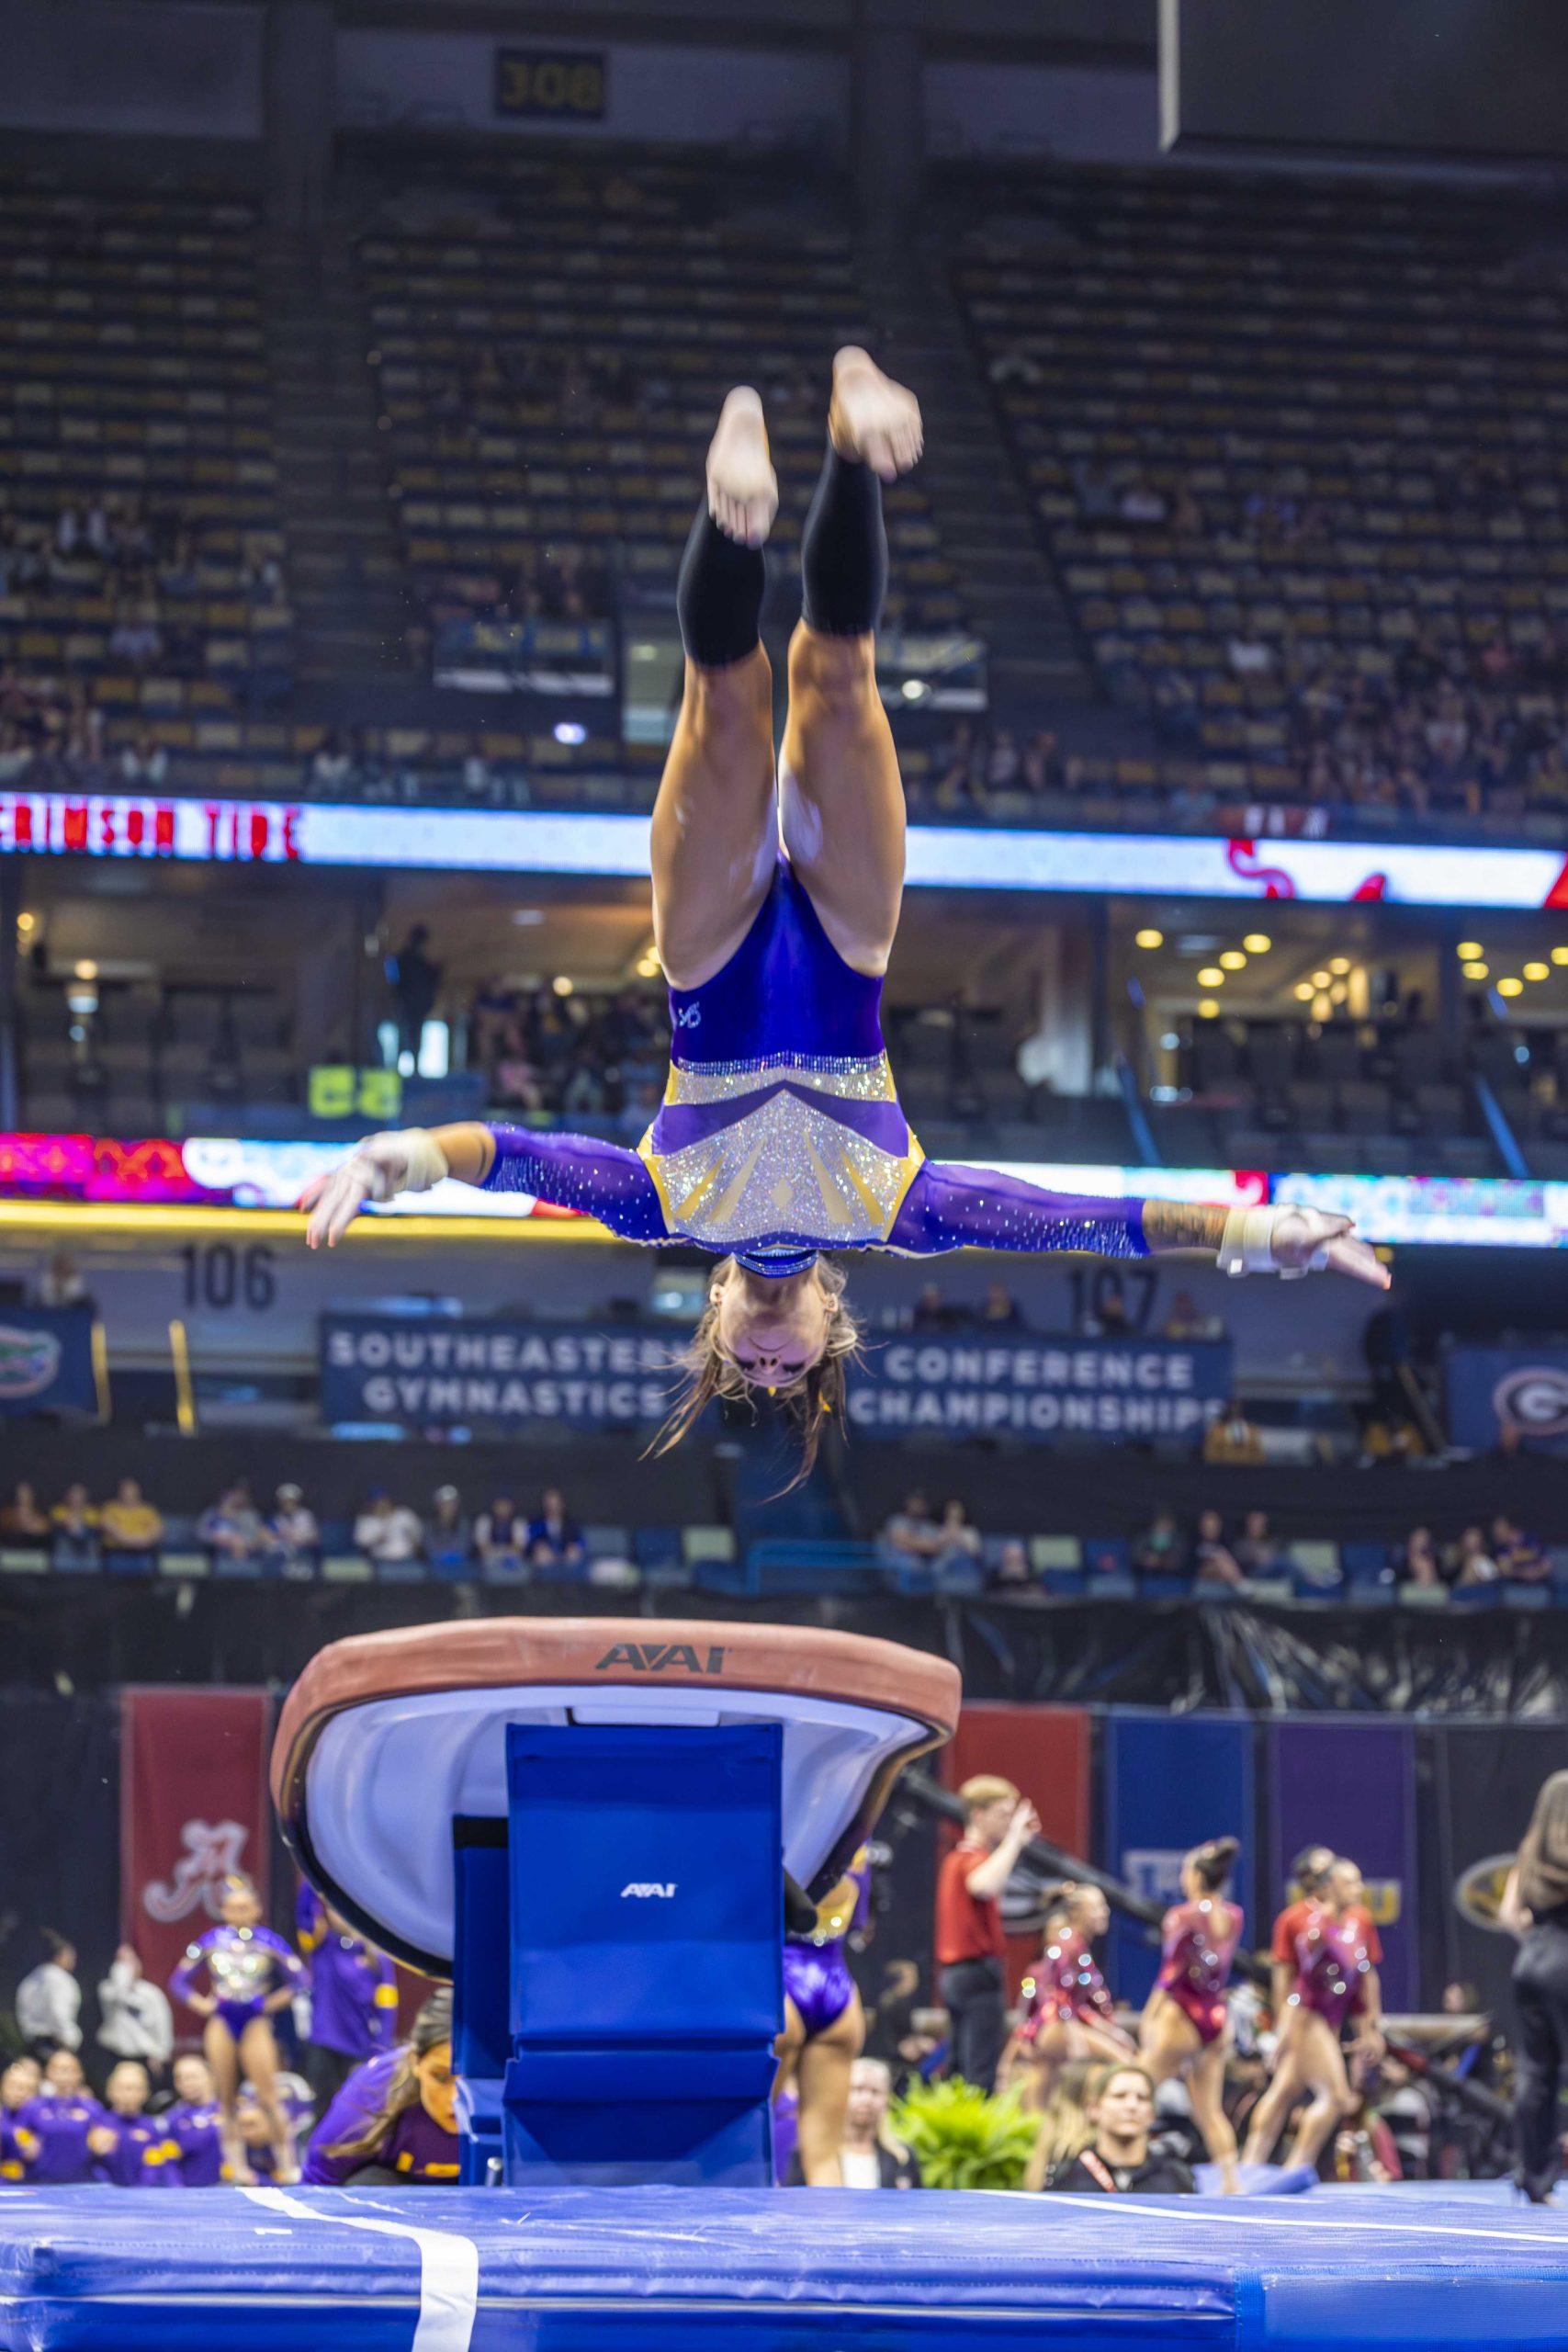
[775,1846,871,2186]
[301,353,1384,1475]
[169,1872,304,2185]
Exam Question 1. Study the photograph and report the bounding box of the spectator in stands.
[910,1283,951,1332]
[786,2057,922,2188]
[1042,2064,1195,2195]
[1397,1528,1442,1590]
[50,1484,98,1570]
[980,1280,1021,1329]
[1493,1514,1550,1585]
[1451,1526,1498,1588]
[1132,1509,1188,1579]
[1162,1289,1222,1342]
[475,1496,526,1576]
[525,1487,586,1574]
[96,1945,174,2087]
[119,730,169,789]
[35,1250,87,1308]
[988,1539,1034,1590]
[932,1499,984,1587]
[98,1476,164,1559]
[198,1481,265,1566]
[266,1484,321,1574]
[354,1492,423,1567]
[425,1487,472,1575]
[0,1481,50,1541]
[1193,1510,1247,1591]
[1202,1400,1266,1465]
[878,1492,942,1574]
[1232,1509,1284,1580]
[16,1933,82,2058]
[388,924,442,1062]
[935,1777,1040,2092]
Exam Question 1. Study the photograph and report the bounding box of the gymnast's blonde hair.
[648,1255,861,1488]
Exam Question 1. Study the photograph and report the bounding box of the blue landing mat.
[2,2181,1566,2350]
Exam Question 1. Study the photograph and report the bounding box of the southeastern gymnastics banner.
[321,1314,1233,1439]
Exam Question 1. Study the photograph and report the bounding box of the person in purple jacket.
[300,358,1384,1484]
[296,1881,400,2104]
[10,2048,104,2184]
[169,1872,305,2185]
[90,2061,182,2187]
[164,2052,226,2186]
[303,1990,459,2186]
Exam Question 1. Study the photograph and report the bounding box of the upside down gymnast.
[301,348,1389,1471]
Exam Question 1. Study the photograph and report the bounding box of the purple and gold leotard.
[783,1846,869,2040]
[171,1923,304,2037]
[483,861,1147,1273]
[1155,1896,1242,2047]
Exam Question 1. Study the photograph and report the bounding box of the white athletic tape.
[242,2185,479,2352]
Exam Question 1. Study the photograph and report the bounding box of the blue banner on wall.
[1445,1344,1568,1453]
[1269,1723,1418,2010]
[320,1314,677,1430]
[847,1336,1233,1442]
[1102,1714,1255,2006]
[0,1305,98,1419]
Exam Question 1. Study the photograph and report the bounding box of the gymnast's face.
[220,1884,262,1928]
[44,2051,84,2098]
[714,1265,838,1386]
[413,2039,457,2134]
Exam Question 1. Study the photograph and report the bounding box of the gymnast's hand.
[1218,1203,1389,1289]
[299,1128,450,1248]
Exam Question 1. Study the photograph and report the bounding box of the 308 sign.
[495,49,607,121]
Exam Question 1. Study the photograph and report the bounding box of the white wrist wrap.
[1218,1204,1288,1279]
[361,1129,448,1200]
[1218,1204,1328,1280]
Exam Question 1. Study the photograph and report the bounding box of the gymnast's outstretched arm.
[299,1121,666,1247]
[887,1162,1389,1287]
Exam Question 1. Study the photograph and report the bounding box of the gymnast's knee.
[787,622,877,716]
[682,649,772,741]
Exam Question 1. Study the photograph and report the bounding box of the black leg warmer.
[675,502,766,670]
[800,440,887,638]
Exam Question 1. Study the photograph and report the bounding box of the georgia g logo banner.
[1494,1366,1568,1440]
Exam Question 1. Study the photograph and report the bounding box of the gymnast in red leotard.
[1243,1856,1382,2176]
[1139,1838,1244,2192]
[1007,1883,1134,2108]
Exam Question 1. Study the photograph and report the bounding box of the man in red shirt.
[935,1775,1040,2091]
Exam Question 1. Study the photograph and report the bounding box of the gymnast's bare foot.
[828,345,923,482]
[706,386,778,548]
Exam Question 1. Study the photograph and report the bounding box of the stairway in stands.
[878,255,1098,717]
[262,234,411,687]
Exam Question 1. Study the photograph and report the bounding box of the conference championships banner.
[321,1313,1233,1439]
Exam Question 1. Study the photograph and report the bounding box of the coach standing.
[936,1776,1040,2090]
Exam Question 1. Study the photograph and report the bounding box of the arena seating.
[353,146,966,698]
[4,1516,1564,1608]
[0,184,293,738]
[954,165,1568,825]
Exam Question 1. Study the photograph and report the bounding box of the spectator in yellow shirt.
[1201,1401,1267,1466]
[99,1477,164,1555]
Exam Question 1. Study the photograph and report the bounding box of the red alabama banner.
[120,1687,274,2010]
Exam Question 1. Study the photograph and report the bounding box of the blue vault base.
[2,2181,1566,2351]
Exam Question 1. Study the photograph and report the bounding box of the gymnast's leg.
[795,1985,865,2188]
[780,346,922,977]
[650,388,779,990]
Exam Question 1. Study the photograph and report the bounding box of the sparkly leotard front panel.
[1018,1925,1116,2043]
[1292,1906,1372,2034]
[649,860,921,1274]
[1156,1897,1242,2047]
[171,1923,303,2036]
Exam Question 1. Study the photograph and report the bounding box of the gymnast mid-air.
[302,348,1387,1467]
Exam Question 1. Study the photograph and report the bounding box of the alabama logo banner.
[119,1687,274,1998]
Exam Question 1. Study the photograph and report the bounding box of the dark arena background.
[3,1,1568,2344]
